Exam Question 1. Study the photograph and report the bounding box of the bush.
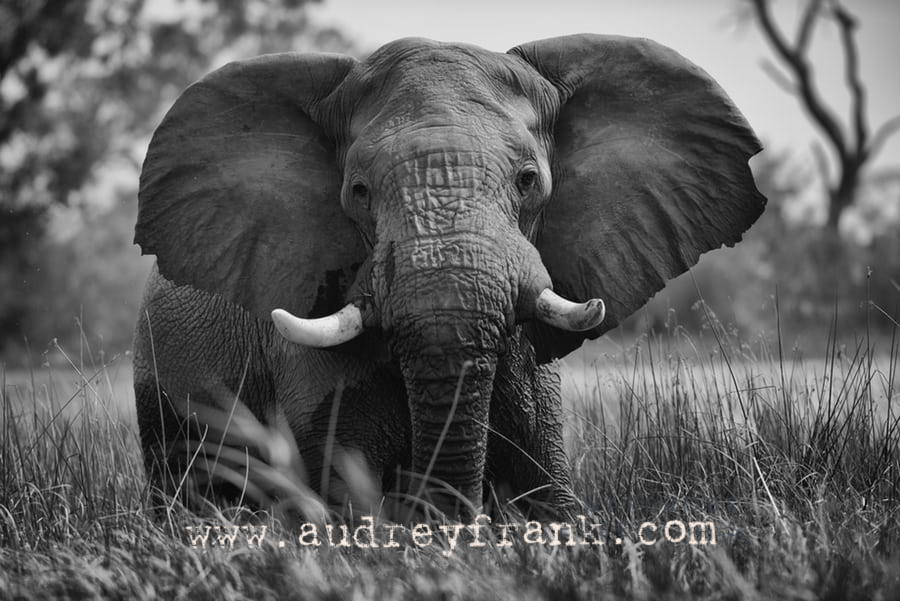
[2,197,153,366]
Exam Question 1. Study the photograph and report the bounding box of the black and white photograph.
[2,0,898,598]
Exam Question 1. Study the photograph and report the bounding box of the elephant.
[133,34,766,521]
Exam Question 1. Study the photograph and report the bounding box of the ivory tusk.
[271,304,364,347]
[534,289,606,331]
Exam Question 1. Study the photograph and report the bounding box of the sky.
[306,0,900,178]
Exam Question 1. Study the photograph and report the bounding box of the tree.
[1,0,96,344]
[0,0,355,359]
[743,0,900,232]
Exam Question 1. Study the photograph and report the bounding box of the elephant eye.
[352,183,369,199]
[350,182,372,210]
[516,169,538,195]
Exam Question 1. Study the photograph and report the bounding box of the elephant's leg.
[527,362,580,513]
[134,353,234,510]
[133,267,278,509]
[486,333,579,518]
[133,340,184,503]
[133,312,219,510]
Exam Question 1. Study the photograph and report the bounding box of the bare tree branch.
[745,0,900,231]
[748,0,802,70]
[811,140,833,186]
[869,115,900,159]
[831,1,869,158]
[748,0,849,161]
[760,58,796,94]
[867,166,900,187]
[795,0,824,53]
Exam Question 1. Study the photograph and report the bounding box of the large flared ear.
[510,34,767,361]
[136,52,365,320]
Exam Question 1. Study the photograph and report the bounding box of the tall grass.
[565,299,899,597]
[1,306,898,600]
[1,348,144,553]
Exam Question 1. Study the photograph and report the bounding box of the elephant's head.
[136,35,765,517]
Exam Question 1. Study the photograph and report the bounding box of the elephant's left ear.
[509,34,767,361]
[137,52,365,321]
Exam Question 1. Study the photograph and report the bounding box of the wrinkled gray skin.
[133,35,766,519]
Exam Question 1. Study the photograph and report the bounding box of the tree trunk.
[825,171,858,232]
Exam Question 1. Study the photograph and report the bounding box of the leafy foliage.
[0,0,356,362]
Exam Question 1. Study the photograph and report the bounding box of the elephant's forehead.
[343,38,556,132]
[359,37,522,86]
[347,100,542,181]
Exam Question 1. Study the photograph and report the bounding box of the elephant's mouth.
[270,287,605,348]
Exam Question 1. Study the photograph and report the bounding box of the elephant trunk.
[399,347,497,517]
[383,233,511,517]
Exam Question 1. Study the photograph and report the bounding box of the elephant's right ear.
[137,52,366,320]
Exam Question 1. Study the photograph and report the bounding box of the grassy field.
[2,317,899,600]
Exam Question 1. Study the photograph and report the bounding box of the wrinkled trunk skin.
[400,345,498,516]
[384,233,511,517]
[369,143,519,513]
